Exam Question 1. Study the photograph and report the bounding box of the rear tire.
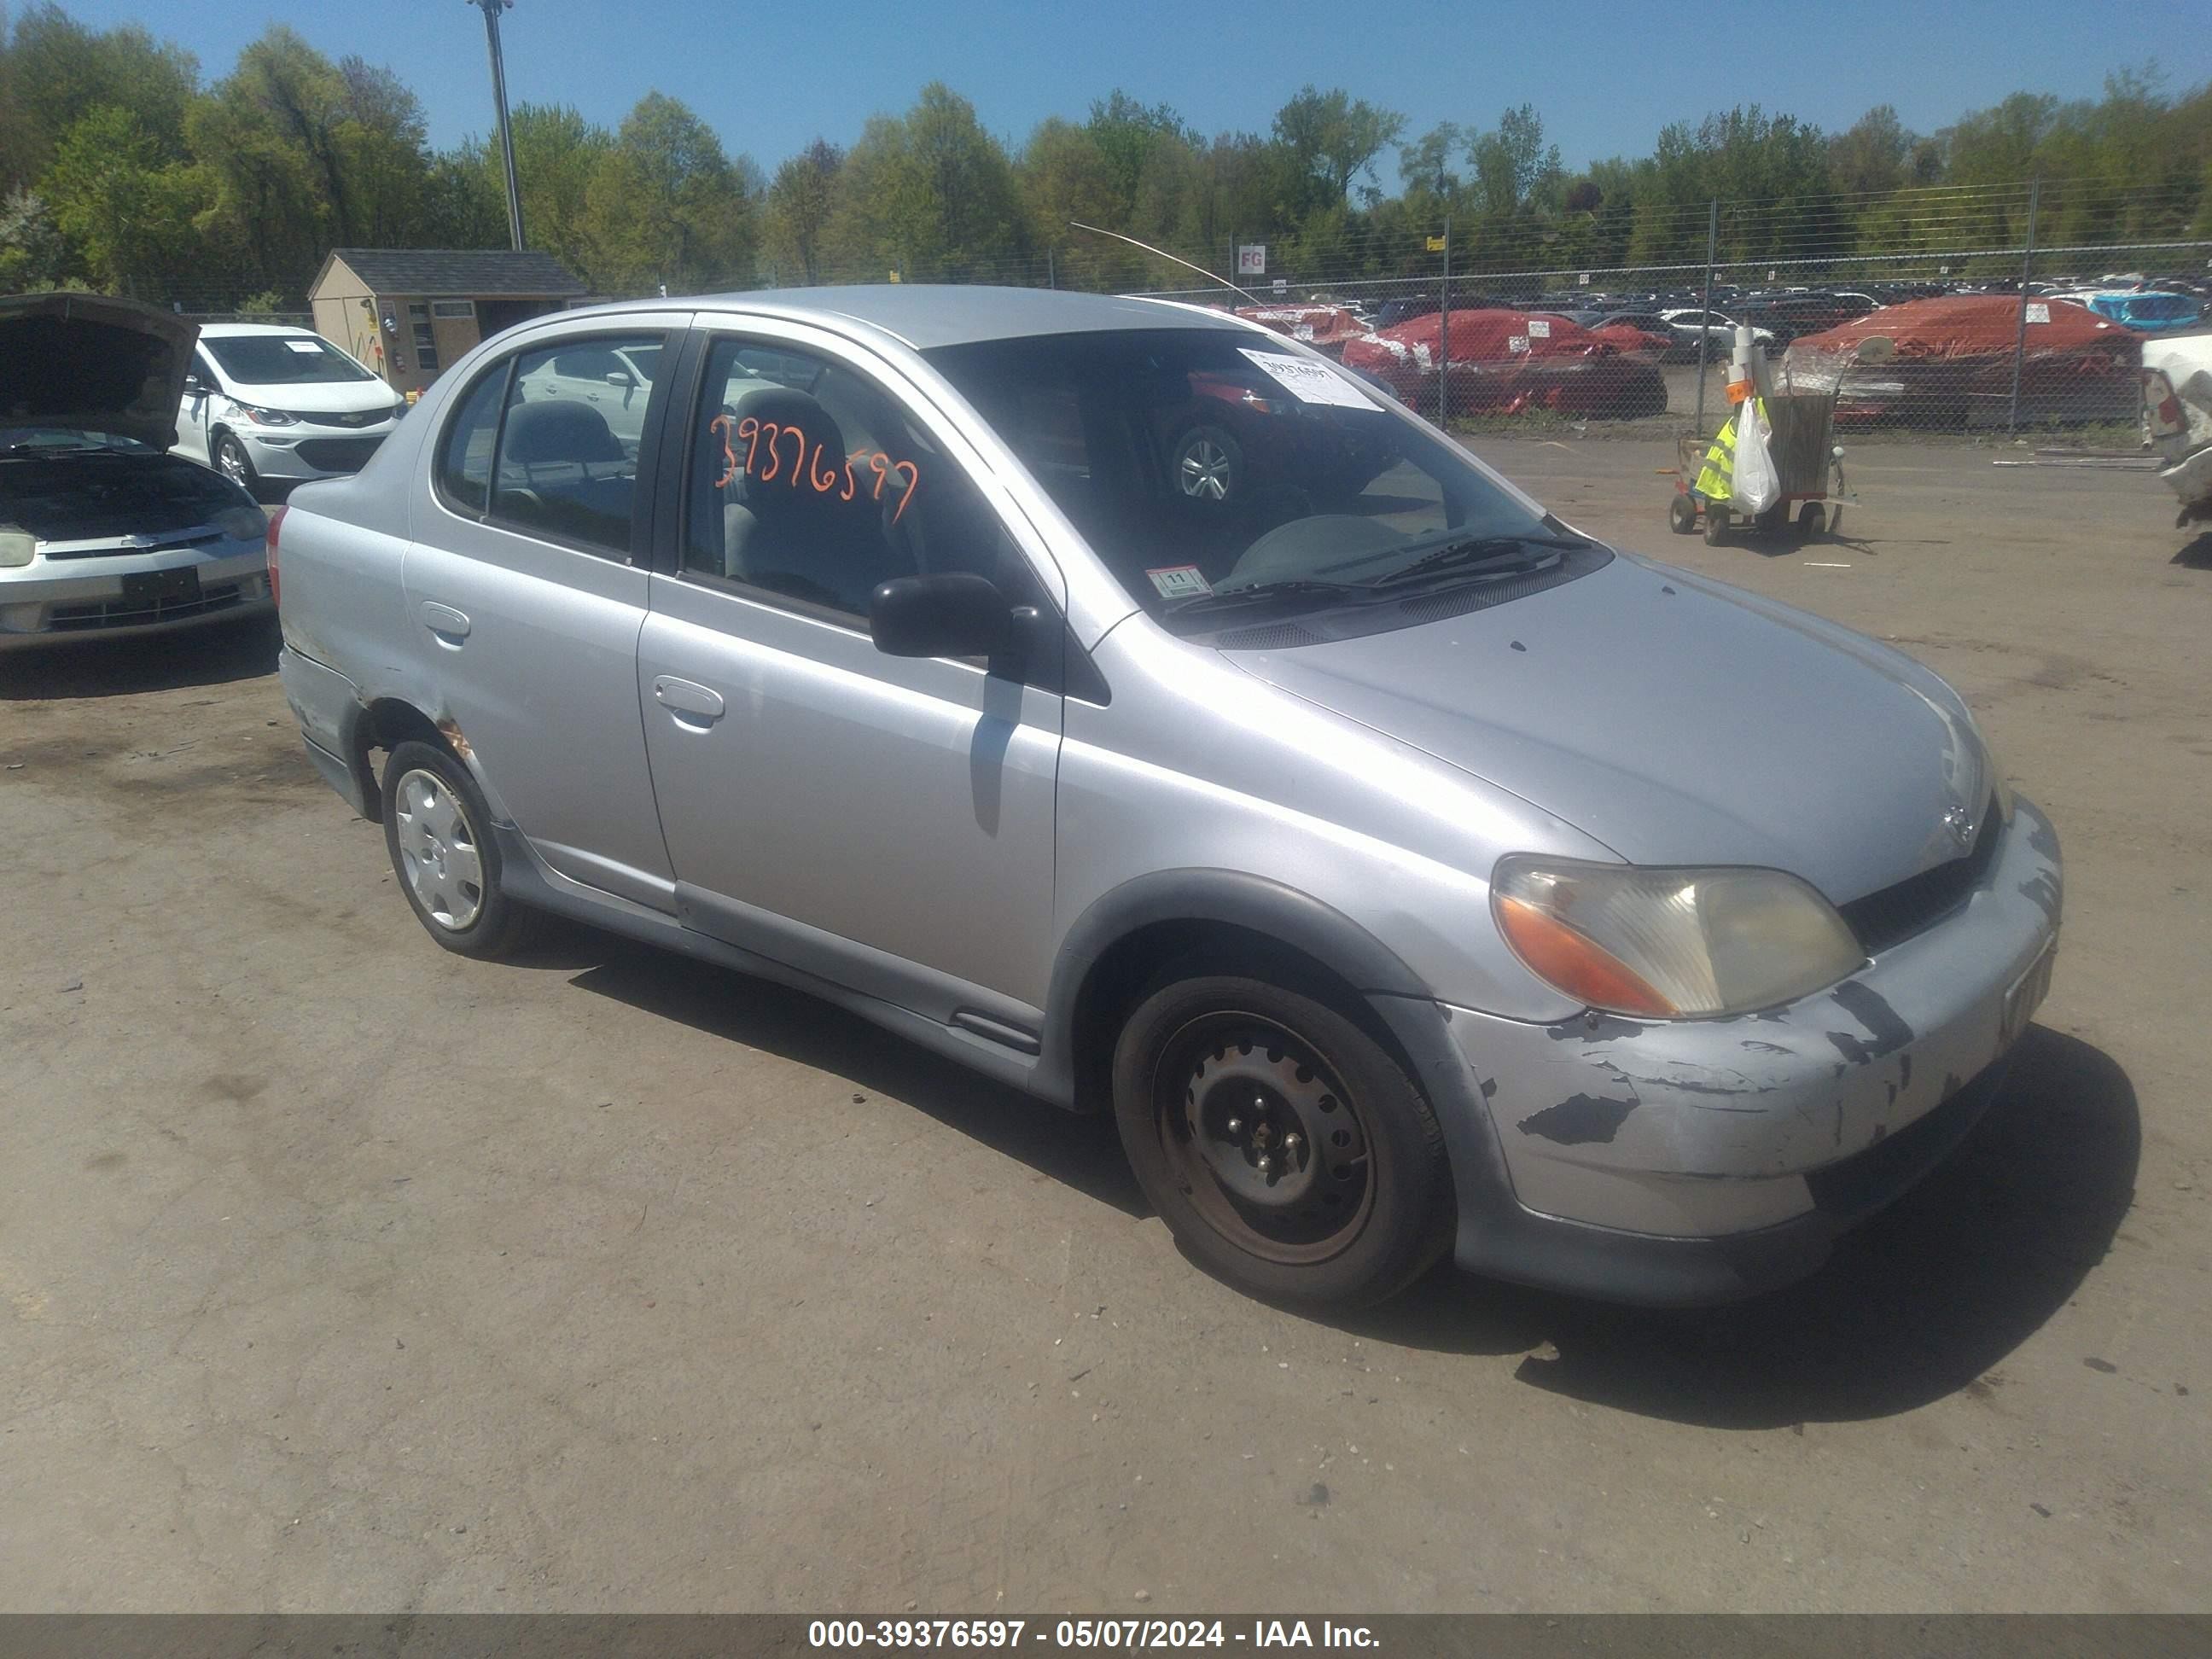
[1668,493,1698,535]
[380,739,540,959]
[1112,975,1452,1308]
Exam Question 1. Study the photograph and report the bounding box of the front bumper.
[0,538,271,648]
[1395,796,2062,1306]
[240,426,391,480]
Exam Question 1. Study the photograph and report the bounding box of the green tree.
[1272,86,1404,207]
[1018,118,1126,282]
[41,104,210,295]
[0,184,68,291]
[826,84,1024,281]
[764,137,843,282]
[2,3,198,189]
[583,92,758,294]
[1085,91,1193,221]
[1467,104,1559,218]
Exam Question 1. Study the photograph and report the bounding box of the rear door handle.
[653,675,725,726]
[419,601,471,644]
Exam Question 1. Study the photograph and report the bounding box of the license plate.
[120,567,202,607]
[2000,941,2056,1049]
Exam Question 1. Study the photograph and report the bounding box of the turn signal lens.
[1496,894,1676,1017]
[1493,856,1866,1019]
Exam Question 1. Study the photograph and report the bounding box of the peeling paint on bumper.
[1445,796,2061,1243]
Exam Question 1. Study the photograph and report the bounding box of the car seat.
[719,385,900,612]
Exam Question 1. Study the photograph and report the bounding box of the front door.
[637,329,1064,1021]
[175,347,218,467]
[400,326,678,910]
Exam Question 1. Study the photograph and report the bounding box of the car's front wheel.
[380,739,540,959]
[1113,975,1452,1307]
[215,432,259,498]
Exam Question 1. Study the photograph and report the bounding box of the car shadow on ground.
[0,613,279,701]
[552,916,2135,1429]
[558,928,1144,1220]
[1340,1025,2138,1426]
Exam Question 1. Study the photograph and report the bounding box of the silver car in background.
[1,293,271,648]
[273,287,2062,1310]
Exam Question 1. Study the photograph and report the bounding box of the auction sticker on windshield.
[1238,348,1377,410]
[1147,565,1213,599]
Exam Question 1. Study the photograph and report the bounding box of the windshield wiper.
[1374,533,1591,587]
[1163,578,1374,618]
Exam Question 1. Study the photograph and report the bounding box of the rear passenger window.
[437,364,507,514]
[491,333,663,557]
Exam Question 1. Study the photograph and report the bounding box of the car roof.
[198,323,322,339]
[584,284,1245,351]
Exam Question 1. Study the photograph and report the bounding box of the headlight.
[215,504,266,541]
[234,405,298,427]
[0,527,34,568]
[1493,856,1866,1019]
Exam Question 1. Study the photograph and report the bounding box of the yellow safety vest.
[1693,398,1766,503]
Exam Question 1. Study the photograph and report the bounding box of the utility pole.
[467,0,526,252]
[1693,198,1719,437]
[1437,218,1452,427]
[2007,178,2041,431]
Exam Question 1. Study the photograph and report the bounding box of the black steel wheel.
[1703,504,1731,545]
[1113,975,1451,1307]
[1796,501,1827,542]
[1668,493,1698,535]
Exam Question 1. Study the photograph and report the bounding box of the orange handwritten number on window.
[888,461,919,524]
[736,416,762,479]
[808,442,841,494]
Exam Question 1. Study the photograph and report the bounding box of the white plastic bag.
[1731,400,1779,515]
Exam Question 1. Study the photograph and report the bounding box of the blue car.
[2069,289,2203,333]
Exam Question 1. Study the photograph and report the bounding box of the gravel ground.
[1,437,2205,1613]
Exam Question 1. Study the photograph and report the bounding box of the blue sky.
[50,0,2212,176]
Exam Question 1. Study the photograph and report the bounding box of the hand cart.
[1667,392,1849,546]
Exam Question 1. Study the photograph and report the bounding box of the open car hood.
[0,291,198,451]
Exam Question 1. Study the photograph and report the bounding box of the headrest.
[504,398,624,464]
[719,385,853,513]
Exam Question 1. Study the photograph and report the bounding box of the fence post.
[2007,178,2041,432]
[1437,218,1452,428]
[1048,247,1056,290]
[1693,198,1719,438]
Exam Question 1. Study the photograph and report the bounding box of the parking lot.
[1,435,2206,1613]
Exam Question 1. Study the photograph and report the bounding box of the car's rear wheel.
[1113,975,1452,1308]
[380,739,539,959]
[1172,424,1243,504]
[215,432,259,498]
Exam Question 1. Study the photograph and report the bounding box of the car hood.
[0,292,196,451]
[1219,553,1994,904]
[212,375,393,416]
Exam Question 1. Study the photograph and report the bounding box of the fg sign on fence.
[1237,244,1266,276]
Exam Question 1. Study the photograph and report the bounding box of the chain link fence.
[148,178,2210,446]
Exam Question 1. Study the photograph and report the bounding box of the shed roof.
[317,247,588,299]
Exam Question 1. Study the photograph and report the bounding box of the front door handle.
[653,675,725,726]
[419,601,471,644]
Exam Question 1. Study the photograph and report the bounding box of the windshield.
[206,335,376,386]
[923,328,1566,632]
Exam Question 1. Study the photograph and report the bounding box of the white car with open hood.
[0,292,272,648]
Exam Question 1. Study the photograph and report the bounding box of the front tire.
[380,739,539,959]
[1112,975,1452,1308]
[215,432,259,498]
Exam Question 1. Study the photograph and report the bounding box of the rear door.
[400,323,678,910]
[635,323,1067,1021]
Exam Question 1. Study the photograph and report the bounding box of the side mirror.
[605,370,635,387]
[869,572,1016,660]
[182,373,203,397]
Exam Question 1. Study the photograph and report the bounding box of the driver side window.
[682,336,1026,621]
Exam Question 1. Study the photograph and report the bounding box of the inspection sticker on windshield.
[1146,564,1213,599]
[1238,348,1377,409]
[2025,302,2051,323]
[282,339,323,353]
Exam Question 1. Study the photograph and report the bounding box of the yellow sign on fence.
[1425,236,1447,252]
